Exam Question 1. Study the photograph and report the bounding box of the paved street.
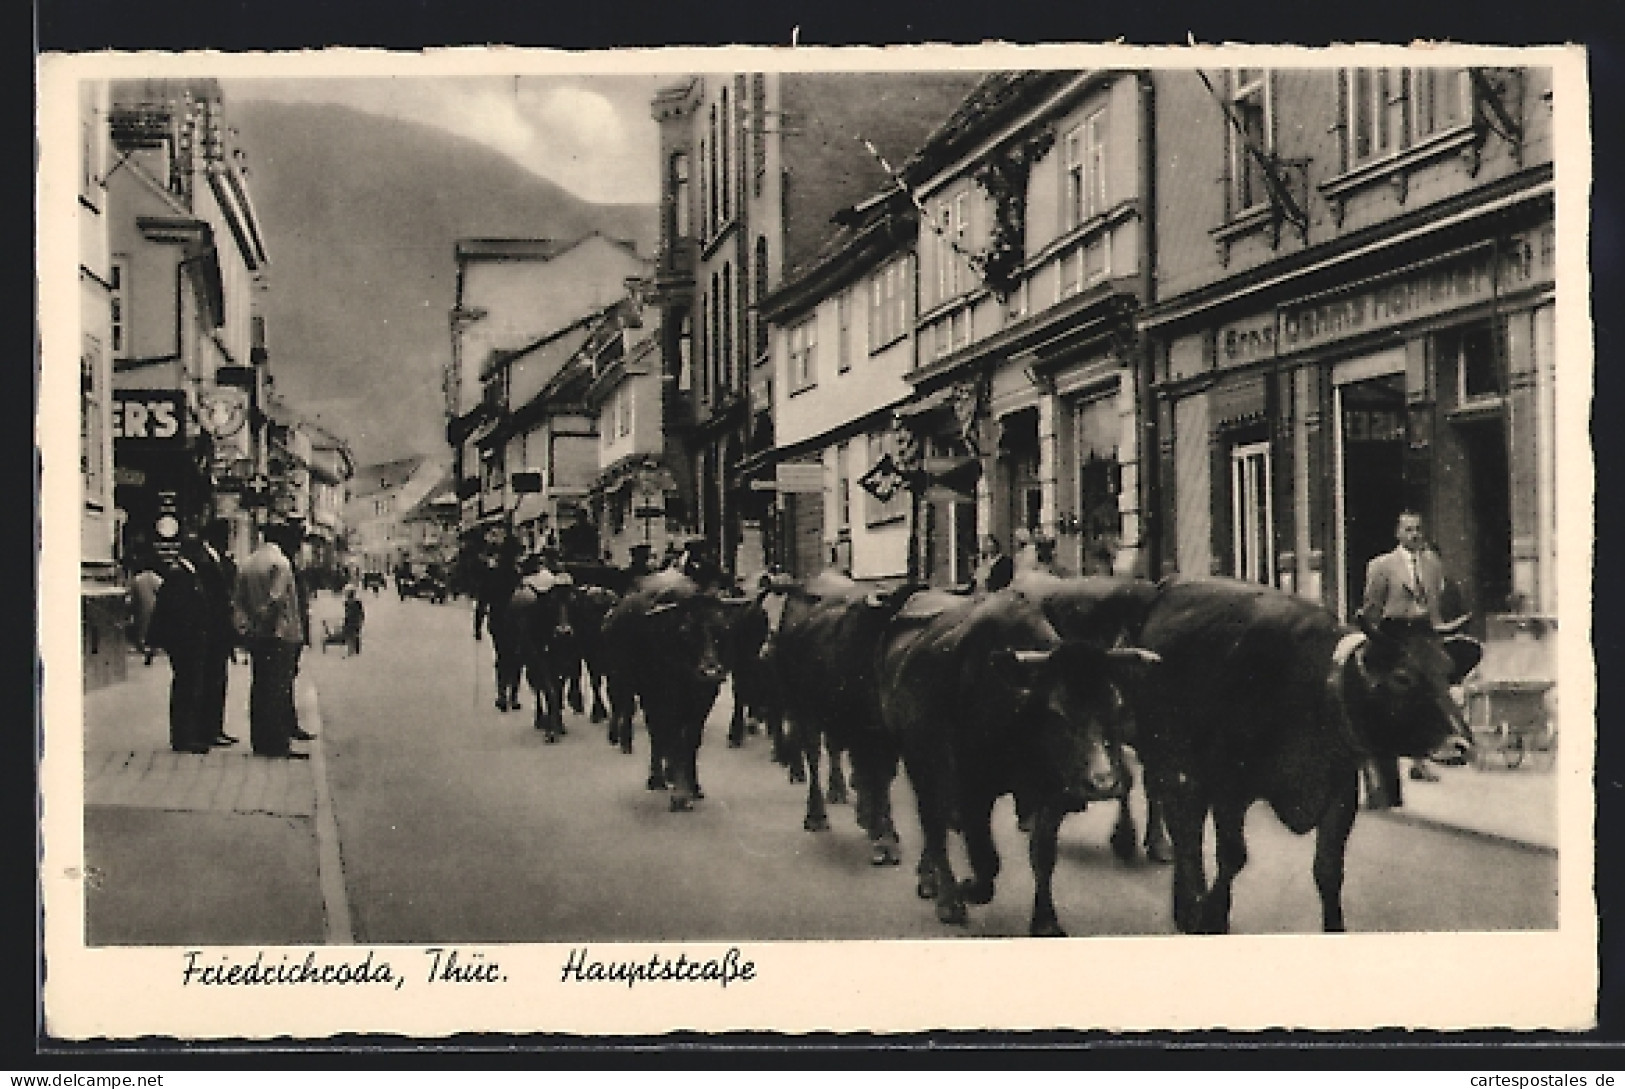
[295,589,1560,943]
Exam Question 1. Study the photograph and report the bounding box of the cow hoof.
[827,783,849,805]
[935,900,968,926]
[557,723,568,736]
[569,696,584,715]
[1110,827,1138,864]
[621,743,634,756]
[727,738,744,749]
[1147,839,1174,865]
[916,874,939,900]
[958,879,995,906]
[804,814,829,832]
[1030,919,1067,938]
[646,775,666,791]
[591,707,608,723]
[870,842,902,867]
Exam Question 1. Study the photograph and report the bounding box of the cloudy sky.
[227,74,671,204]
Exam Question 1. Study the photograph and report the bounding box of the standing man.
[196,519,239,747]
[1360,510,1460,786]
[145,535,213,754]
[128,550,164,666]
[235,522,309,759]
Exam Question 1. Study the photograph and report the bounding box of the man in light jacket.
[234,522,309,759]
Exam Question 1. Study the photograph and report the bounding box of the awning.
[894,384,958,421]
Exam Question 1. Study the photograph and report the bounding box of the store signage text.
[112,390,187,444]
[1216,229,1554,366]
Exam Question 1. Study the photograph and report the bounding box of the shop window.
[1230,441,1274,585]
[1230,69,1273,213]
[788,316,817,393]
[1444,321,1504,404]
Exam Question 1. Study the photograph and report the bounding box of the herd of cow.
[471,560,1483,937]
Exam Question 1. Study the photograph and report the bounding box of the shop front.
[1153,212,1556,637]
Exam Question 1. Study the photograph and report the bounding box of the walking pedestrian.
[234,521,310,759]
[128,551,164,666]
[145,535,214,753]
[342,585,365,656]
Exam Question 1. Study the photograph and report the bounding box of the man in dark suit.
[145,534,213,754]
[196,519,239,747]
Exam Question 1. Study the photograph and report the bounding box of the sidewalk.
[1369,754,1560,854]
[81,629,349,946]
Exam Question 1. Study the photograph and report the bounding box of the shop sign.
[1278,230,1552,356]
[775,463,824,494]
[1216,314,1277,368]
[112,390,186,445]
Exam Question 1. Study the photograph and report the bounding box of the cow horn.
[1433,613,1472,636]
[1012,649,1053,666]
[1106,647,1161,666]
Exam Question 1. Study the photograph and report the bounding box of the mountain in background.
[231,99,658,466]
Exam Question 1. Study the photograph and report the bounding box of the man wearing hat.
[234,521,309,759]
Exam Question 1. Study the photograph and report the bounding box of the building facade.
[346,457,447,575]
[651,72,984,585]
[757,188,917,581]
[445,233,650,552]
[894,71,1159,587]
[1143,65,1555,633]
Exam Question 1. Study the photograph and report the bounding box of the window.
[677,312,693,392]
[709,273,722,396]
[1347,68,1404,167]
[868,256,910,352]
[1412,67,1472,140]
[1063,109,1109,229]
[721,263,734,391]
[80,336,106,503]
[720,86,732,223]
[931,188,978,306]
[698,138,709,240]
[1444,321,1504,403]
[1230,441,1274,585]
[788,317,817,392]
[835,441,851,531]
[109,260,126,357]
[753,236,769,358]
[616,386,633,437]
[837,289,852,372]
[670,153,690,239]
[751,74,767,194]
[708,103,719,229]
[1230,70,1272,212]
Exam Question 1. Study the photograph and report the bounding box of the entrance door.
[1336,371,1407,619]
[1456,416,1512,618]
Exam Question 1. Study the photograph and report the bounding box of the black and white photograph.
[37,43,1595,1037]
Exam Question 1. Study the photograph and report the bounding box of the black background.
[27,0,1625,1067]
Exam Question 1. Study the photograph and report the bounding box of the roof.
[350,456,425,498]
[762,188,916,322]
[900,71,1080,188]
[401,477,459,522]
[455,231,645,266]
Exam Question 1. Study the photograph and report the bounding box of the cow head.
[646,594,732,685]
[989,641,1159,803]
[1346,615,1483,757]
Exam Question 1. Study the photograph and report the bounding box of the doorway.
[1336,371,1407,618]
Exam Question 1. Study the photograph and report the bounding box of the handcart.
[1464,614,1557,770]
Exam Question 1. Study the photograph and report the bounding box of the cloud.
[227,75,660,204]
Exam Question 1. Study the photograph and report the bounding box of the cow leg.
[566,662,585,715]
[1198,797,1250,934]
[903,749,965,926]
[1161,785,1211,935]
[802,725,829,831]
[587,662,610,723]
[727,695,747,748]
[1142,790,1173,864]
[850,741,902,865]
[956,790,1000,907]
[1027,804,1067,937]
[1109,799,1139,863]
[1312,770,1361,933]
[825,741,849,805]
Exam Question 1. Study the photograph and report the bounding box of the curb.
[1366,807,1559,858]
[300,679,354,944]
